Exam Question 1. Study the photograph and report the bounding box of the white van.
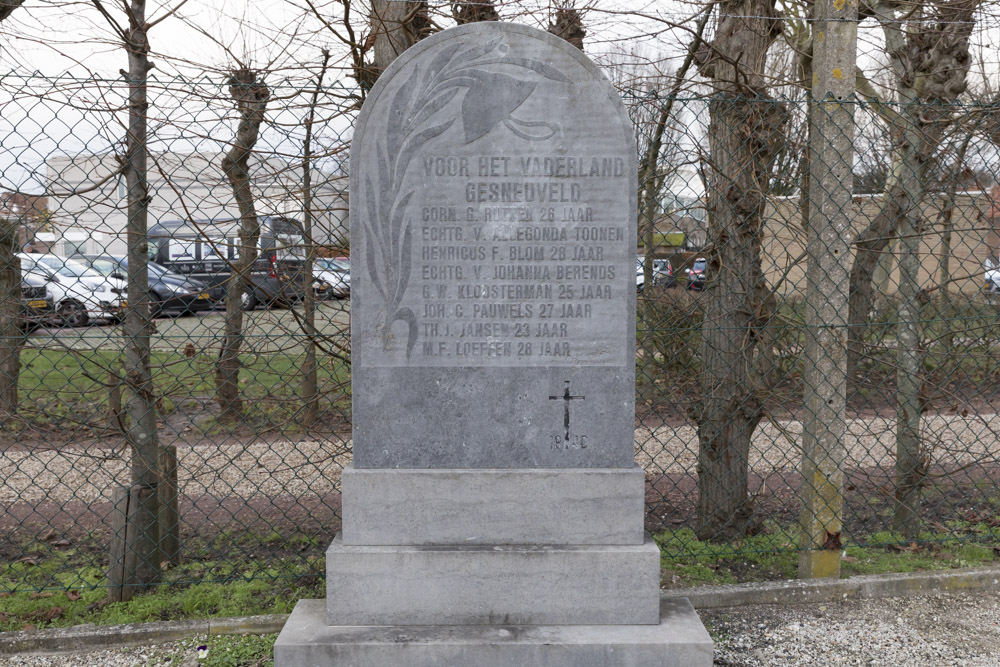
[18,253,126,327]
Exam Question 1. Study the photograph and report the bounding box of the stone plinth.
[341,465,645,546]
[275,598,714,667]
[326,535,661,626]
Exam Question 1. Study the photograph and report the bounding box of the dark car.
[686,257,707,290]
[147,216,308,310]
[77,255,221,317]
[20,271,54,331]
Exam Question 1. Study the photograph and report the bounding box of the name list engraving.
[391,152,628,368]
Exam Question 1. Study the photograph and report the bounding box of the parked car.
[76,254,222,317]
[313,257,350,298]
[18,253,125,327]
[985,258,1000,294]
[20,271,54,331]
[652,259,676,288]
[147,216,308,310]
[686,257,707,290]
[637,256,676,291]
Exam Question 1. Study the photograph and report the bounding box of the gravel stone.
[707,591,1000,666]
[0,641,184,666]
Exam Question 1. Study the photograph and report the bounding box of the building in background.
[44,152,348,257]
[0,191,51,250]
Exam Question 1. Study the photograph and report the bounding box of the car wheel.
[58,301,88,328]
[240,289,257,311]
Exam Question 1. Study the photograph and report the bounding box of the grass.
[2,522,997,633]
[167,634,277,667]
[655,523,1000,588]
[6,346,351,437]
[0,536,324,632]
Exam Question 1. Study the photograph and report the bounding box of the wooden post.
[158,445,179,566]
[108,484,159,602]
[799,0,857,578]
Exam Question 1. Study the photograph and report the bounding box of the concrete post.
[799,0,857,579]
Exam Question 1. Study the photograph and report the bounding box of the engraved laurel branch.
[363,35,570,358]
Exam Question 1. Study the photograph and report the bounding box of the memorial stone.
[350,21,635,470]
[275,21,713,666]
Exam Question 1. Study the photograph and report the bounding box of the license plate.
[198,292,210,299]
[27,300,47,309]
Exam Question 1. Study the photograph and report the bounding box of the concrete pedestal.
[274,597,714,667]
[341,466,645,546]
[326,534,661,625]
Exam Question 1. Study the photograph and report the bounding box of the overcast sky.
[1,0,998,193]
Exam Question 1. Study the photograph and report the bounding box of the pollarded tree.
[692,0,786,540]
[845,0,979,538]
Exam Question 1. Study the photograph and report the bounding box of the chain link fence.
[2,71,1000,596]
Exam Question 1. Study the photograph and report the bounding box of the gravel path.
[708,591,1000,666]
[1,592,997,665]
[4,411,1000,506]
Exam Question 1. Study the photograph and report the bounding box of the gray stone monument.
[275,21,713,665]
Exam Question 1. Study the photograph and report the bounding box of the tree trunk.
[300,52,330,427]
[370,0,429,73]
[113,0,161,599]
[694,0,783,541]
[215,70,269,422]
[935,131,972,362]
[0,0,26,23]
[0,215,20,420]
[848,0,978,398]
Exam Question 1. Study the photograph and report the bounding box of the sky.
[1,0,999,194]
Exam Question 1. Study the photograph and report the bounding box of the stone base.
[274,598,713,667]
[326,534,661,626]
[341,466,645,545]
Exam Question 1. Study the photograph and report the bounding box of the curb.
[0,614,288,655]
[2,566,999,655]
[668,565,1000,609]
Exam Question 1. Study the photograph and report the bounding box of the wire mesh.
[2,71,1000,601]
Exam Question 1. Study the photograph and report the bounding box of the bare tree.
[847,0,979,392]
[693,0,786,540]
[453,0,498,24]
[0,0,25,22]
[0,214,18,421]
[548,4,585,50]
[370,0,432,75]
[843,0,978,537]
[88,0,172,600]
[215,68,270,422]
[301,50,331,426]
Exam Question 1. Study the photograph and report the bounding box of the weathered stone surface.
[340,465,645,545]
[350,21,636,469]
[325,535,662,626]
[276,598,714,667]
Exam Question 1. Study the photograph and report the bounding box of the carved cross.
[549,380,585,442]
